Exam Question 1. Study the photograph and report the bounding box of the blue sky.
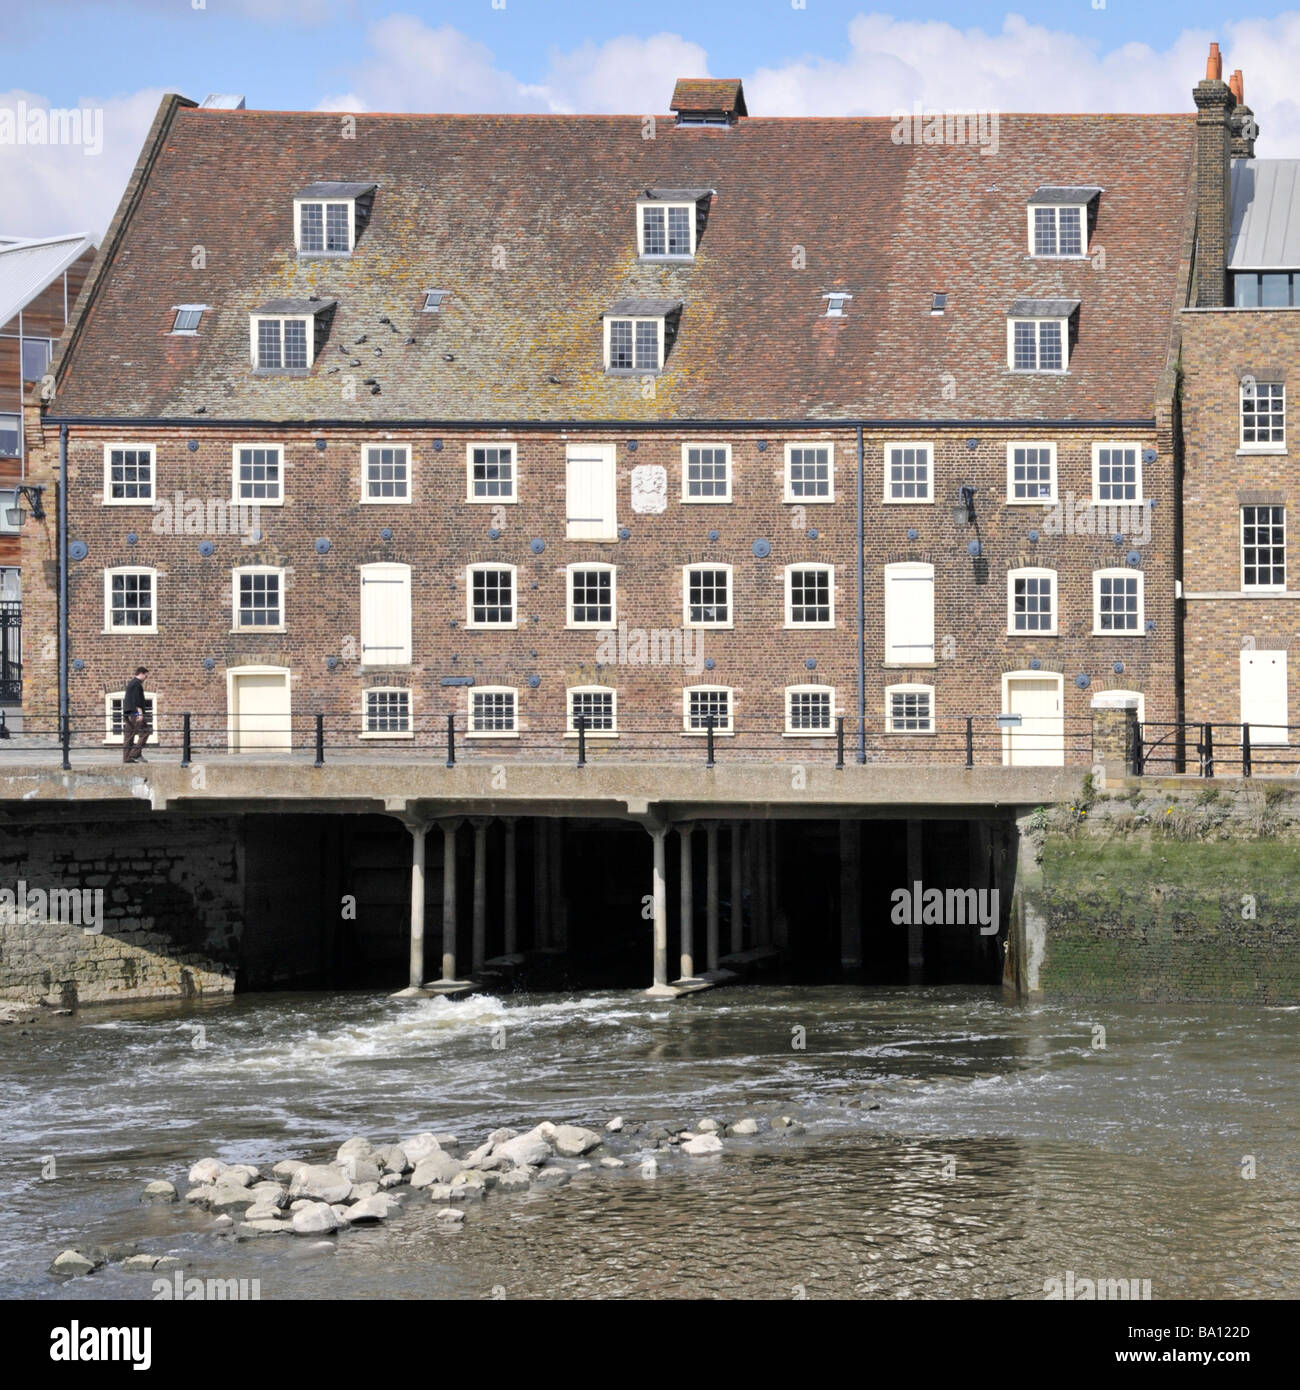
[5,2,1300,236]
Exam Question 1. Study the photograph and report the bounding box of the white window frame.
[465,563,518,630]
[784,684,836,737]
[681,442,732,503]
[1092,568,1144,636]
[468,686,520,740]
[249,314,315,370]
[566,685,618,739]
[103,566,158,635]
[784,442,835,503]
[1027,204,1087,259]
[566,562,617,630]
[1090,442,1144,504]
[682,562,734,630]
[1007,317,1069,374]
[636,200,697,260]
[170,304,208,335]
[360,442,412,504]
[1241,505,1287,592]
[231,565,286,634]
[883,441,933,504]
[823,292,852,317]
[103,691,158,745]
[360,686,414,741]
[293,196,357,255]
[1240,381,1287,452]
[102,443,156,506]
[683,685,734,736]
[231,443,285,505]
[885,683,936,735]
[1005,441,1058,504]
[1007,566,1058,636]
[466,441,518,504]
[604,315,665,373]
[784,563,835,629]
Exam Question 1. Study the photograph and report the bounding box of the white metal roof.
[1229,161,1300,270]
[0,233,97,329]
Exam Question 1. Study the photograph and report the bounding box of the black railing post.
[1203,721,1214,779]
[445,713,456,768]
[965,716,974,769]
[181,712,192,768]
[577,714,586,767]
[706,715,716,769]
[314,713,325,767]
[1242,722,1252,778]
[60,711,70,770]
[1131,721,1144,777]
[836,716,845,769]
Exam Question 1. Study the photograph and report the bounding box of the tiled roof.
[50,106,1195,424]
[1009,297,1082,318]
[670,80,747,117]
[1027,185,1103,205]
[1229,160,1300,270]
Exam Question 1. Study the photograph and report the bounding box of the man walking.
[122,665,151,764]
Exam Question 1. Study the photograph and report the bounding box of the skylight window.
[423,290,448,312]
[171,306,205,334]
[931,293,947,315]
[823,292,852,318]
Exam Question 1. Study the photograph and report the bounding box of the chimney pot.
[1207,42,1223,81]
[1229,70,1244,104]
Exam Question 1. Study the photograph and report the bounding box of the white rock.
[695,1118,721,1133]
[291,1203,342,1235]
[248,1182,289,1209]
[340,1157,381,1185]
[552,1125,602,1157]
[402,1133,443,1165]
[335,1137,374,1164]
[409,1152,461,1188]
[376,1145,410,1174]
[640,1157,658,1179]
[495,1169,532,1192]
[211,1215,234,1231]
[121,1254,159,1270]
[493,1128,552,1168]
[141,1180,177,1204]
[461,1141,494,1167]
[683,1133,724,1157]
[187,1158,225,1186]
[379,1172,404,1190]
[729,1117,759,1136]
[244,1202,284,1222]
[605,1116,624,1133]
[487,1128,518,1145]
[288,1165,352,1204]
[206,1185,261,1212]
[272,1159,307,1182]
[434,1207,466,1223]
[226,1164,260,1185]
[343,1194,399,1223]
[532,1166,570,1187]
[427,1183,454,1202]
[349,1182,380,1200]
[237,1219,292,1237]
[50,1250,98,1277]
[599,1156,626,1168]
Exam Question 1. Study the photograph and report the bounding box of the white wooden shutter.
[566,445,616,539]
[360,563,412,664]
[884,563,934,664]
[1241,650,1288,744]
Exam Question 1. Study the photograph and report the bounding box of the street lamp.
[952,485,977,526]
[4,484,45,527]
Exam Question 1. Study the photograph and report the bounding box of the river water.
[2,985,1297,1300]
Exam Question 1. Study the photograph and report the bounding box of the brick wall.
[23,417,1178,761]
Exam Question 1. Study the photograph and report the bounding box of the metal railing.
[0,709,1096,770]
[1134,720,1300,778]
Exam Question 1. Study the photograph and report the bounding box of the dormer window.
[293,182,376,256]
[170,305,207,334]
[602,299,680,373]
[1007,298,1078,374]
[249,298,335,372]
[636,189,711,260]
[823,292,852,318]
[669,78,747,127]
[1027,186,1101,258]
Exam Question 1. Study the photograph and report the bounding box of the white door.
[1003,673,1065,766]
[360,563,412,665]
[229,668,291,751]
[1241,650,1289,744]
[566,445,616,540]
[883,562,934,664]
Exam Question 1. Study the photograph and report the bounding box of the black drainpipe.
[856,424,866,763]
[59,424,69,770]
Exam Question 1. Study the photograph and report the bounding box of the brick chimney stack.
[1228,69,1258,158]
[1193,42,1236,307]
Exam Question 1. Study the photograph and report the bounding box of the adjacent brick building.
[25,80,1199,766]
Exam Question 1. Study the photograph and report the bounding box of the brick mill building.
[12,75,1216,993]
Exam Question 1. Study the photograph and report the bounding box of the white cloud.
[541,33,710,114]
[0,88,167,239]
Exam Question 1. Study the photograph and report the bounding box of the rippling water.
[1,985,1297,1299]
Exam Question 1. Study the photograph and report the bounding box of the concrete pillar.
[769,823,787,950]
[502,818,518,956]
[730,821,744,955]
[440,818,462,982]
[645,823,673,996]
[533,818,550,950]
[756,822,770,945]
[677,822,696,982]
[839,819,862,972]
[405,821,429,990]
[906,819,923,984]
[471,817,489,976]
[1008,813,1046,999]
[705,822,719,974]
